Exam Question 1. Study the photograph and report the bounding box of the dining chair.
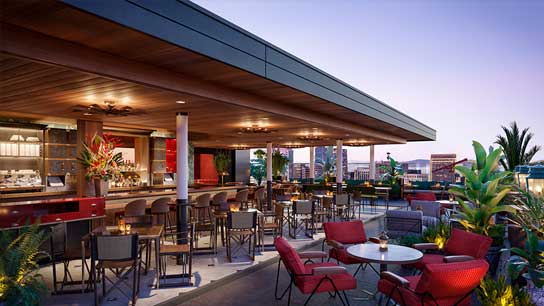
[410,200,441,228]
[226,210,257,261]
[360,186,378,214]
[258,203,283,250]
[334,193,351,220]
[385,210,423,239]
[350,190,363,219]
[254,187,267,211]
[289,200,315,239]
[323,221,380,277]
[91,233,140,306]
[48,223,92,294]
[158,224,194,287]
[190,195,216,253]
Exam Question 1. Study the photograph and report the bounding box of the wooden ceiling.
[0,0,431,148]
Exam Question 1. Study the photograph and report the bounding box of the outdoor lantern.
[517,165,530,191]
[526,165,544,197]
[378,231,389,251]
[448,194,455,202]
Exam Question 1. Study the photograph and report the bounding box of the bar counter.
[0,185,246,228]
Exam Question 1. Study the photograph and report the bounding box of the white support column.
[336,139,343,193]
[176,112,189,244]
[309,146,315,183]
[266,142,273,210]
[369,144,376,181]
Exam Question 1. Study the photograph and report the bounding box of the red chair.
[378,259,489,306]
[406,192,437,206]
[411,228,492,271]
[323,220,379,276]
[274,237,357,306]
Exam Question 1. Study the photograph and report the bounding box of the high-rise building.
[313,146,347,178]
[430,154,457,182]
[404,159,430,181]
[352,166,371,181]
[292,163,311,179]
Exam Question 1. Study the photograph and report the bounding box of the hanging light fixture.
[236,125,277,134]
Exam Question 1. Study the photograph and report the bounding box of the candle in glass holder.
[448,194,454,202]
[378,231,389,251]
[125,223,131,234]
[229,202,241,212]
[118,218,126,234]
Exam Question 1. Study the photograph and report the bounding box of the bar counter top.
[0,185,247,206]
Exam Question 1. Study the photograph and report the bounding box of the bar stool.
[124,199,148,225]
[232,189,249,209]
[151,197,174,234]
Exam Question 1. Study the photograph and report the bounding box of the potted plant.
[214,151,231,185]
[250,149,266,185]
[78,133,123,197]
[0,223,49,306]
[477,276,535,306]
[507,228,544,304]
[379,153,404,199]
[449,141,516,273]
[271,150,289,180]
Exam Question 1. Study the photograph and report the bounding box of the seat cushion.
[411,254,445,270]
[378,275,471,306]
[330,248,369,265]
[297,265,357,294]
[160,244,190,255]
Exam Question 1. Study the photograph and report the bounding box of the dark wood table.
[84,225,163,289]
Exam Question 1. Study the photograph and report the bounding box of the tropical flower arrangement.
[78,133,123,181]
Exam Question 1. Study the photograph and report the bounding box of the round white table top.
[347,243,423,265]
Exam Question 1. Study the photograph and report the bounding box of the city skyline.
[195,0,544,163]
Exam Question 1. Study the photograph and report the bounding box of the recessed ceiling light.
[176,100,186,104]
[312,127,318,130]
[262,117,269,120]
[83,112,93,116]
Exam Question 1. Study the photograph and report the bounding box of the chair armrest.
[368,237,380,244]
[412,243,439,250]
[381,271,410,288]
[298,251,328,259]
[326,239,345,249]
[312,266,348,276]
[443,255,474,263]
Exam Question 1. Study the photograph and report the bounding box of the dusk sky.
[194,0,544,163]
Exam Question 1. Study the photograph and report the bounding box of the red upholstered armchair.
[378,259,488,306]
[411,228,492,271]
[323,220,380,276]
[274,237,357,306]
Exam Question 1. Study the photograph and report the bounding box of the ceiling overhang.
[0,0,435,149]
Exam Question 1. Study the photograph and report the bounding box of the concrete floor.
[42,202,406,306]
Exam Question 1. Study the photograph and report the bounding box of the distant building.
[404,159,430,181]
[430,154,457,182]
[292,163,310,179]
[314,146,348,178]
[352,166,371,181]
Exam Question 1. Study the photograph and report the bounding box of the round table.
[347,243,423,273]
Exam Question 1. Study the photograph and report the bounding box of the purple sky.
[193,0,544,163]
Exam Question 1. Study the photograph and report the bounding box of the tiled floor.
[42,202,404,306]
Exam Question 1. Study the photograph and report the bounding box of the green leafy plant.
[495,121,541,171]
[250,149,266,185]
[0,223,49,306]
[379,153,404,184]
[213,151,231,175]
[477,276,535,306]
[508,228,544,288]
[271,150,289,177]
[393,235,423,248]
[422,222,451,249]
[449,141,515,237]
[78,133,123,181]
[510,188,544,239]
